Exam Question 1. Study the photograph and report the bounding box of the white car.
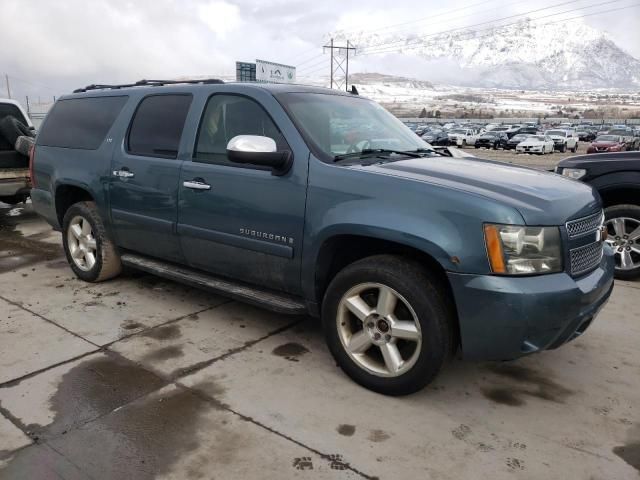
[515,135,555,155]
[544,129,578,153]
[447,128,477,147]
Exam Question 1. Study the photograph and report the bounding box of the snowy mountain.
[336,19,640,89]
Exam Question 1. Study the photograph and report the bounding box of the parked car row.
[407,120,640,153]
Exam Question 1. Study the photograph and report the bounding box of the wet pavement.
[0,201,639,479]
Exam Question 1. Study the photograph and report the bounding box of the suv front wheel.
[62,201,122,282]
[322,255,453,396]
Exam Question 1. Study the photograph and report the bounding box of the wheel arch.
[591,178,640,209]
[310,233,460,347]
[54,183,94,226]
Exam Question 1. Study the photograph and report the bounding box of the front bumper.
[447,248,614,361]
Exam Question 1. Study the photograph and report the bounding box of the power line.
[297,56,331,73]
[359,0,630,56]
[334,0,497,37]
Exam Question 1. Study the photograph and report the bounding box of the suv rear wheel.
[604,204,640,280]
[322,255,453,396]
[62,201,122,282]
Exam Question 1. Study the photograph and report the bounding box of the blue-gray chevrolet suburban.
[30,80,615,395]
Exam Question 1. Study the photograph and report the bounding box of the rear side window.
[37,96,128,150]
[127,95,192,159]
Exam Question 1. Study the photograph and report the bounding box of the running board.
[120,253,307,315]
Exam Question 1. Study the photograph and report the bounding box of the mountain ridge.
[335,19,640,89]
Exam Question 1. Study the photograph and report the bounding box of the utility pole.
[323,39,356,91]
[4,74,11,99]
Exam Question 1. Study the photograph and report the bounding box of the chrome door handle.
[113,169,135,178]
[183,180,211,190]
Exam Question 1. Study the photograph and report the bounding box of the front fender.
[301,158,525,304]
[588,171,640,195]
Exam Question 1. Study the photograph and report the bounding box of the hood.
[353,157,599,225]
[591,141,620,147]
[547,134,567,140]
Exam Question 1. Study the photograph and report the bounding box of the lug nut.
[367,322,374,328]
[384,334,391,342]
[373,333,381,340]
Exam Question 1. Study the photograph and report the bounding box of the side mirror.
[226,135,292,176]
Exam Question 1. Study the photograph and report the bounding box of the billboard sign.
[256,59,296,84]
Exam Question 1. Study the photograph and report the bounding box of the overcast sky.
[1,0,639,104]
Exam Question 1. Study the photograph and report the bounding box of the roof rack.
[73,78,224,93]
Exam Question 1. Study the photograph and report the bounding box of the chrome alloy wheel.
[605,217,640,271]
[336,283,422,378]
[67,215,98,271]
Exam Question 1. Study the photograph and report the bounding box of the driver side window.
[194,94,287,166]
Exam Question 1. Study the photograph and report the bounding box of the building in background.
[235,60,296,84]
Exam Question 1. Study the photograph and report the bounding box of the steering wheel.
[345,139,371,154]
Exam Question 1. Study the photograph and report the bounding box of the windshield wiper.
[333,148,430,162]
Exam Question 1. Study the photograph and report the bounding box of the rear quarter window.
[37,96,128,150]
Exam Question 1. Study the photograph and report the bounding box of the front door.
[177,93,308,295]
[109,94,192,262]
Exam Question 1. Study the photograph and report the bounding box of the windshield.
[511,134,529,141]
[481,132,497,138]
[596,135,618,142]
[531,135,546,141]
[546,130,566,137]
[278,93,429,160]
[449,129,466,134]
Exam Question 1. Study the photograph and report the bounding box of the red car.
[587,135,626,154]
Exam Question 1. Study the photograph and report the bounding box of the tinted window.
[194,95,287,166]
[128,95,192,158]
[37,96,127,150]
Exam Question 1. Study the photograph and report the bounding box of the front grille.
[566,211,603,239]
[570,241,603,276]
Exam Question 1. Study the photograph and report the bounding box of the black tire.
[14,136,35,157]
[0,116,33,147]
[321,255,453,396]
[571,144,578,153]
[62,201,122,282]
[559,143,567,153]
[604,204,640,280]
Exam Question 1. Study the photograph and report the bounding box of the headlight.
[484,224,562,275]
[560,168,587,180]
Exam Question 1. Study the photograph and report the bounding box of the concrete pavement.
[0,202,638,479]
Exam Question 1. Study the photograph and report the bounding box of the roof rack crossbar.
[73,78,224,93]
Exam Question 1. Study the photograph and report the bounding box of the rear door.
[109,94,192,262]
[177,91,308,295]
